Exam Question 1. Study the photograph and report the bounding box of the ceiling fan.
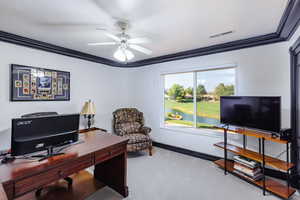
[88,21,152,62]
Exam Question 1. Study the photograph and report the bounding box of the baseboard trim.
[152,141,220,161]
[153,141,288,182]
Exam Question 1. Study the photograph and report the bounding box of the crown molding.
[0,0,299,68]
[124,33,284,67]
[0,30,123,67]
[291,35,300,54]
[126,0,300,67]
[277,0,300,40]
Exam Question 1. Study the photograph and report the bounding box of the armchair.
[113,108,152,156]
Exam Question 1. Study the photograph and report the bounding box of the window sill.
[160,125,225,138]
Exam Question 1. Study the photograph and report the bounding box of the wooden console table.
[0,130,128,200]
[214,127,296,199]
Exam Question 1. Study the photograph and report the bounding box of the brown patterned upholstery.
[113,108,152,155]
[123,134,151,144]
[115,122,141,136]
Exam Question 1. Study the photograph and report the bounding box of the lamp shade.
[80,100,96,115]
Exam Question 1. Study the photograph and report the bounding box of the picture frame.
[10,64,70,101]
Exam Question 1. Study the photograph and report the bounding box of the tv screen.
[220,96,281,133]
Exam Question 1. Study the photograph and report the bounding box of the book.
[234,160,256,169]
[234,170,263,181]
[234,162,261,177]
[233,155,259,168]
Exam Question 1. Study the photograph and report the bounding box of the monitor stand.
[32,146,64,162]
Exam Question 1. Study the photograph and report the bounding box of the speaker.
[279,128,292,141]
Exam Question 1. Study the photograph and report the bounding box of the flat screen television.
[11,114,79,156]
[220,96,281,133]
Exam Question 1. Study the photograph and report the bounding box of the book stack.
[233,155,263,181]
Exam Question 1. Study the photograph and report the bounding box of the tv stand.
[31,146,64,162]
[214,127,296,199]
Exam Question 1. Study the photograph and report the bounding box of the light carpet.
[86,147,300,200]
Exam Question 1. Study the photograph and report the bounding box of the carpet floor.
[86,147,300,200]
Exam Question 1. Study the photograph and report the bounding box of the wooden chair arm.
[140,127,152,135]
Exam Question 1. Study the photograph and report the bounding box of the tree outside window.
[164,68,235,130]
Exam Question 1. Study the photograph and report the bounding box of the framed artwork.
[10,64,70,101]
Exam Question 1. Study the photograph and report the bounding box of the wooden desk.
[0,131,128,200]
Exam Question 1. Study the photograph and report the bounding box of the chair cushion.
[124,133,151,144]
[127,141,152,152]
[118,122,141,134]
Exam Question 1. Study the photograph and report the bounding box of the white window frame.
[160,64,238,137]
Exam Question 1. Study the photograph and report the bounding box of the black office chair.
[21,112,73,196]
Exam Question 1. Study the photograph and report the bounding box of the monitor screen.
[220,96,281,133]
[11,114,79,156]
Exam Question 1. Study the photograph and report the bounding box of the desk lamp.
[81,100,96,129]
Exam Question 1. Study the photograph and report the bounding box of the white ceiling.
[0,0,288,62]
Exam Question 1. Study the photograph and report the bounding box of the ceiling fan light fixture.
[113,47,134,62]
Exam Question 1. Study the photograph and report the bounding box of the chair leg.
[149,145,153,156]
[36,188,42,197]
[64,177,73,188]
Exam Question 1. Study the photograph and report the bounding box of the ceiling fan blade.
[88,42,117,46]
[39,23,108,31]
[96,27,108,31]
[128,37,150,44]
[104,32,121,42]
[129,44,152,55]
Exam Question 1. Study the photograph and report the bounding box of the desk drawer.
[95,145,125,164]
[14,154,93,197]
[15,166,62,196]
[62,154,93,176]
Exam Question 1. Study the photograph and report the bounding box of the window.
[164,67,236,130]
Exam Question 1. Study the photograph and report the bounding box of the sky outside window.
[165,68,235,92]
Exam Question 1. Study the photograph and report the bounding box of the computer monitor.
[11,114,80,156]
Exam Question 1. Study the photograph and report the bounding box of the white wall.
[127,33,300,159]
[0,41,130,150]
[1,26,300,158]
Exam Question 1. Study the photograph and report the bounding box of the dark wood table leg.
[2,182,13,200]
[0,183,8,200]
[94,152,128,197]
